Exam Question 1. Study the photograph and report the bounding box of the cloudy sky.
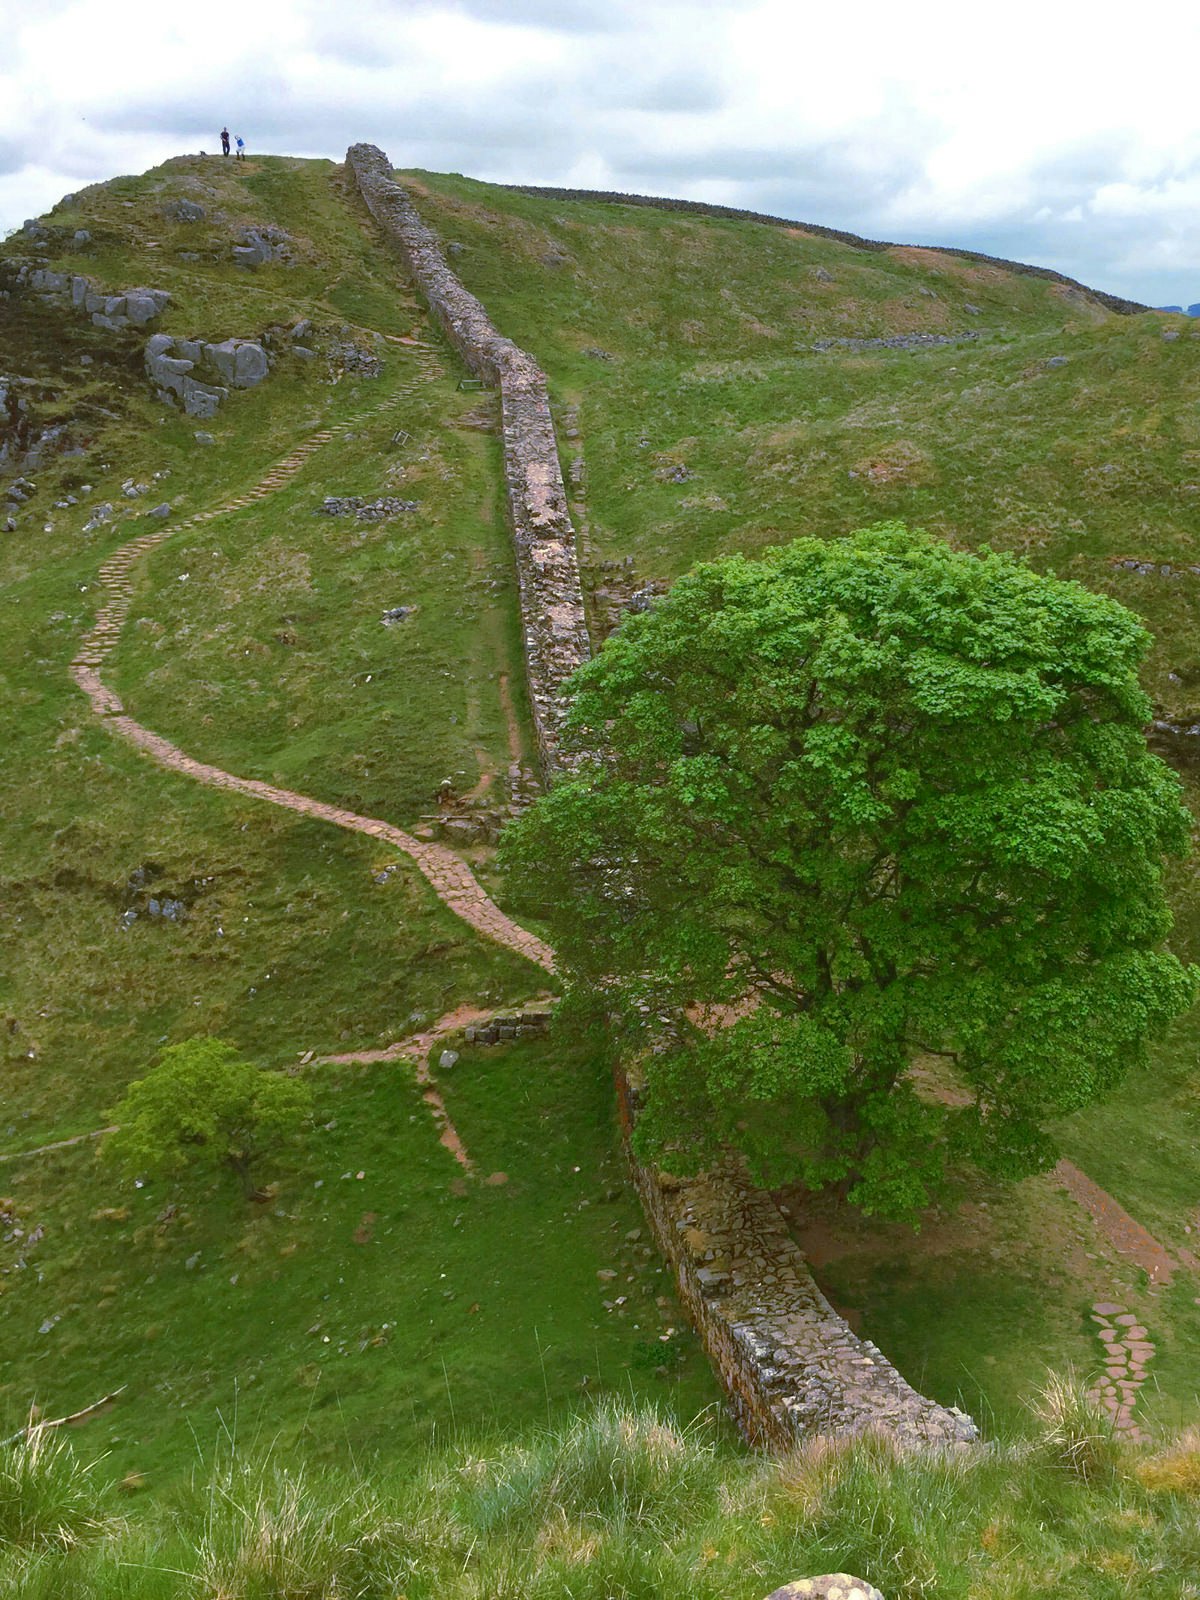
[3,0,1199,306]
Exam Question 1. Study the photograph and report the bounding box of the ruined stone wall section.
[348,140,976,1451]
[616,1073,977,1449]
[346,143,591,776]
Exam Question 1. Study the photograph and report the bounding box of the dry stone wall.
[347,140,977,1451]
[347,142,591,777]
[617,1071,976,1450]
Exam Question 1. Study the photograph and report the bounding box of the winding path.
[53,242,1190,1448]
[67,365,554,978]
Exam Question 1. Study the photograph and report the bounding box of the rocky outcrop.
[233,225,293,268]
[9,263,170,330]
[145,333,271,418]
[346,142,591,776]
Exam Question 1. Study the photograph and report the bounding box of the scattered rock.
[318,495,417,520]
[162,198,206,223]
[205,338,270,388]
[233,225,293,268]
[438,1049,459,1072]
[148,503,170,519]
[381,605,414,625]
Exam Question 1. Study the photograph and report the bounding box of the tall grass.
[4,1395,1200,1598]
[0,1427,113,1551]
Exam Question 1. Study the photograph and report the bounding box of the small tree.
[500,524,1197,1220]
[103,1037,313,1198]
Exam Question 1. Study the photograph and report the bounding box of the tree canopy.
[500,524,1197,1219]
[103,1037,313,1198]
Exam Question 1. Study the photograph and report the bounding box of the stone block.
[124,289,165,326]
[231,342,269,387]
[181,378,228,418]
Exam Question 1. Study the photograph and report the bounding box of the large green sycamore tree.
[501,525,1196,1220]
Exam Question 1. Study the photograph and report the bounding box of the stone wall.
[617,1070,976,1450]
[347,139,977,1451]
[346,143,591,777]
[464,1008,553,1045]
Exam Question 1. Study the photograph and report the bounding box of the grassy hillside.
[402,171,1200,1432]
[402,171,1200,719]
[6,1396,1200,1599]
[2,150,1199,1488]
[0,155,721,1480]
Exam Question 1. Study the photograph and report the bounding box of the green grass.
[400,166,1200,1431]
[2,155,721,1488]
[0,1036,720,1483]
[404,172,1200,717]
[5,149,1200,1503]
[7,1394,1200,1597]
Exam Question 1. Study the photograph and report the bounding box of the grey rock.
[84,291,105,314]
[148,503,171,519]
[231,342,269,387]
[202,338,237,381]
[381,605,414,625]
[292,345,316,360]
[318,495,416,520]
[124,289,168,326]
[73,229,90,245]
[71,275,89,308]
[291,318,312,339]
[1045,355,1070,368]
[812,266,834,283]
[193,431,216,445]
[145,332,174,359]
[181,378,228,419]
[963,302,983,315]
[30,268,69,293]
[205,339,269,387]
[438,1049,459,1071]
[176,339,205,364]
[163,198,205,223]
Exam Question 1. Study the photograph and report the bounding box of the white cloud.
[3,0,1200,302]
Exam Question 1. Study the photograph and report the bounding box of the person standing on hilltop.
[220,127,230,157]
[235,135,246,161]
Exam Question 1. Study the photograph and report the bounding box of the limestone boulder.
[205,339,269,388]
[124,287,170,326]
[181,378,228,419]
[162,198,206,223]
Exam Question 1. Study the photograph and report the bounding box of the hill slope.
[1,152,1198,1479]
